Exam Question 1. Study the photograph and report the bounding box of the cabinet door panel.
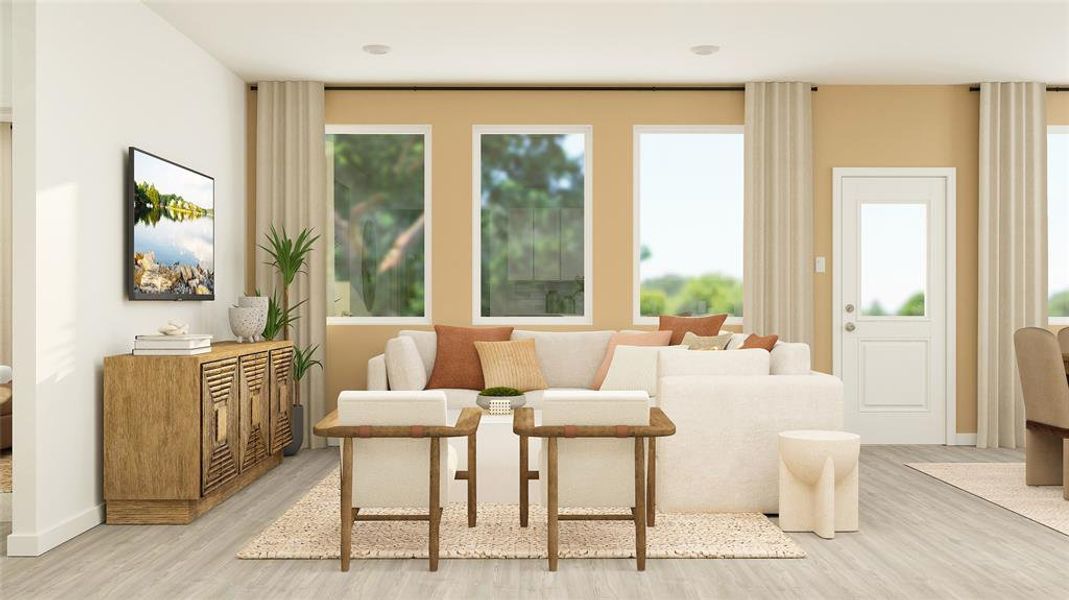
[239,352,271,471]
[269,347,295,453]
[201,358,239,495]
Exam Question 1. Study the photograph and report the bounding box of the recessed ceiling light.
[690,45,720,56]
[362,44,391,56]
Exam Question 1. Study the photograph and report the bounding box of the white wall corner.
[6,503,104,556]
[953,433,977,447]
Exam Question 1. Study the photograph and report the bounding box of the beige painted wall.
[246,87,1069,429]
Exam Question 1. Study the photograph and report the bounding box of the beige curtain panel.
[0,123,11,366]
[743,82,814,345]
[977,82,1048,449]
[256,81,327,449]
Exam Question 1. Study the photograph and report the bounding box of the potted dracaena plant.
[259,225,320,456]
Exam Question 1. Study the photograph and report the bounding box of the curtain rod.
[969,85,1068,92]
[248,84,819,92]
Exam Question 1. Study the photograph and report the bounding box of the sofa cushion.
[398,329,437,376]
[474,339,547,392]
[657,348,771,379]
[384,336,428,391]
[426,325,514,390]
[741,333,779,351]
[592,330,672,389]
[511,330,614,389]
[770,342,812,375]
[600,345,689,396]
[681,331,733,351]
[659,314,728,345]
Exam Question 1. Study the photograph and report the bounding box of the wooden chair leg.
[429,438,441,572]
[340,438,353,572]
[547,437,559,571]
[468,433,477,527]
[519,434,530,527]
[634,437,647,571]
[647,437,656,527]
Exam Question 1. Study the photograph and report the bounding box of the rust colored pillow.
[740,333,779,351]
[592,330,672,389]
[658,314,729,345]
[426,325,514,390]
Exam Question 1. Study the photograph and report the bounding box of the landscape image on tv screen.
[129,148,215,300]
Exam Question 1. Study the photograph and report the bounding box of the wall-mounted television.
[127,147,215,301]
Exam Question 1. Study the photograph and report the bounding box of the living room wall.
[245,86,1068,437]
[9,1,246,555]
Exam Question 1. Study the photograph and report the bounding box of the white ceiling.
[145,0,1069,85]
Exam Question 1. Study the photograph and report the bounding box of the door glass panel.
[860,203,927,317]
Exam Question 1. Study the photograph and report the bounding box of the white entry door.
[834,168,955,444]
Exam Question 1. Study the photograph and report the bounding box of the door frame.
[832,167,958,445]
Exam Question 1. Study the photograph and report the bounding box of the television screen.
[128,147,215,300]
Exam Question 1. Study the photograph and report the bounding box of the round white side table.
[778,430,860,539]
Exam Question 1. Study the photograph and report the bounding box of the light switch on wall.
[815,256,826,273]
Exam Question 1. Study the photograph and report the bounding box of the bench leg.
[520,434,530,528]
[429,438,441,572]
[647,438,656,527]
[467,433,477,527]
[340,438,353,572]
[634,437,647,571]
[547,437,559,571]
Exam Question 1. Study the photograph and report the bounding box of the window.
[473,126,592,324]
[1050,127,1069,323]
[325,126,430,324]
[634,126,744,324]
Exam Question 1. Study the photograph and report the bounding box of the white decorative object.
[778,430,860,539]
[158,320,189,336]
[237,296,268,342]
[476,394,525,416]
[229,307,262,343]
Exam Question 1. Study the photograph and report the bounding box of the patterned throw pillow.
[740,333,779,351]
[681,331,734,351]
[425,325,514,390]
[658,314,729,345]
[473,339,548,392]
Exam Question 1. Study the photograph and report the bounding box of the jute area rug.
[907,463,1069,536]
[0,450,10,493]
[238,468,805,560]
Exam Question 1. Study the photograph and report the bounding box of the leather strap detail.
[563,425,578,438]
[357,425,371,438]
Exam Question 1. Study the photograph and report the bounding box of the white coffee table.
[447,409,541,504]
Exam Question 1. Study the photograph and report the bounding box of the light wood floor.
[2,446,1067,599]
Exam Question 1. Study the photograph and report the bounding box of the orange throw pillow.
[659,314,729,345]
[740,333,779,351]
[592,330,672,389]
[426,325,514,390]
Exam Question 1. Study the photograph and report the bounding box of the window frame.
[324,124,433,326]
[632,124,745,326]
[471,124,594,325]
[1049,125,1069,326]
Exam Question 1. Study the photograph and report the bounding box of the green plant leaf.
[479,386,523,397]
[293,344,323,381]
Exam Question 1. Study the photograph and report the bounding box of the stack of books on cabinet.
[133,334,213,356]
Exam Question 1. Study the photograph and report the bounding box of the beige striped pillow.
[474,339,548,392]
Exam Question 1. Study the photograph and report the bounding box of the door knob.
[845,304,855,313]
[844,322,856,332]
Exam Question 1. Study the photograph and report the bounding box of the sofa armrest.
[384,336,428,391]
[656,372,844,513]
[367,354,388,391]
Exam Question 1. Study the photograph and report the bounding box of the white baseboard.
[327,437,339,447]
[953,433,977,447]
[6,503,104,556]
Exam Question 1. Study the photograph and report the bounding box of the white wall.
[9,1,246,555]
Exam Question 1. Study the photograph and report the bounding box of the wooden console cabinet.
[104,340,294,524]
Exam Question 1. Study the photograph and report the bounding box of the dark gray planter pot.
[284,404,304,456]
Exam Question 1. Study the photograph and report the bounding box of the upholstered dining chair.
[514,390,676,571]
[1058,327,1069,355]
[313,391,481,572]
[1013,327,1069,498]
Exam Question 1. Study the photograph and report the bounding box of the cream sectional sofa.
[366,328,842,513]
